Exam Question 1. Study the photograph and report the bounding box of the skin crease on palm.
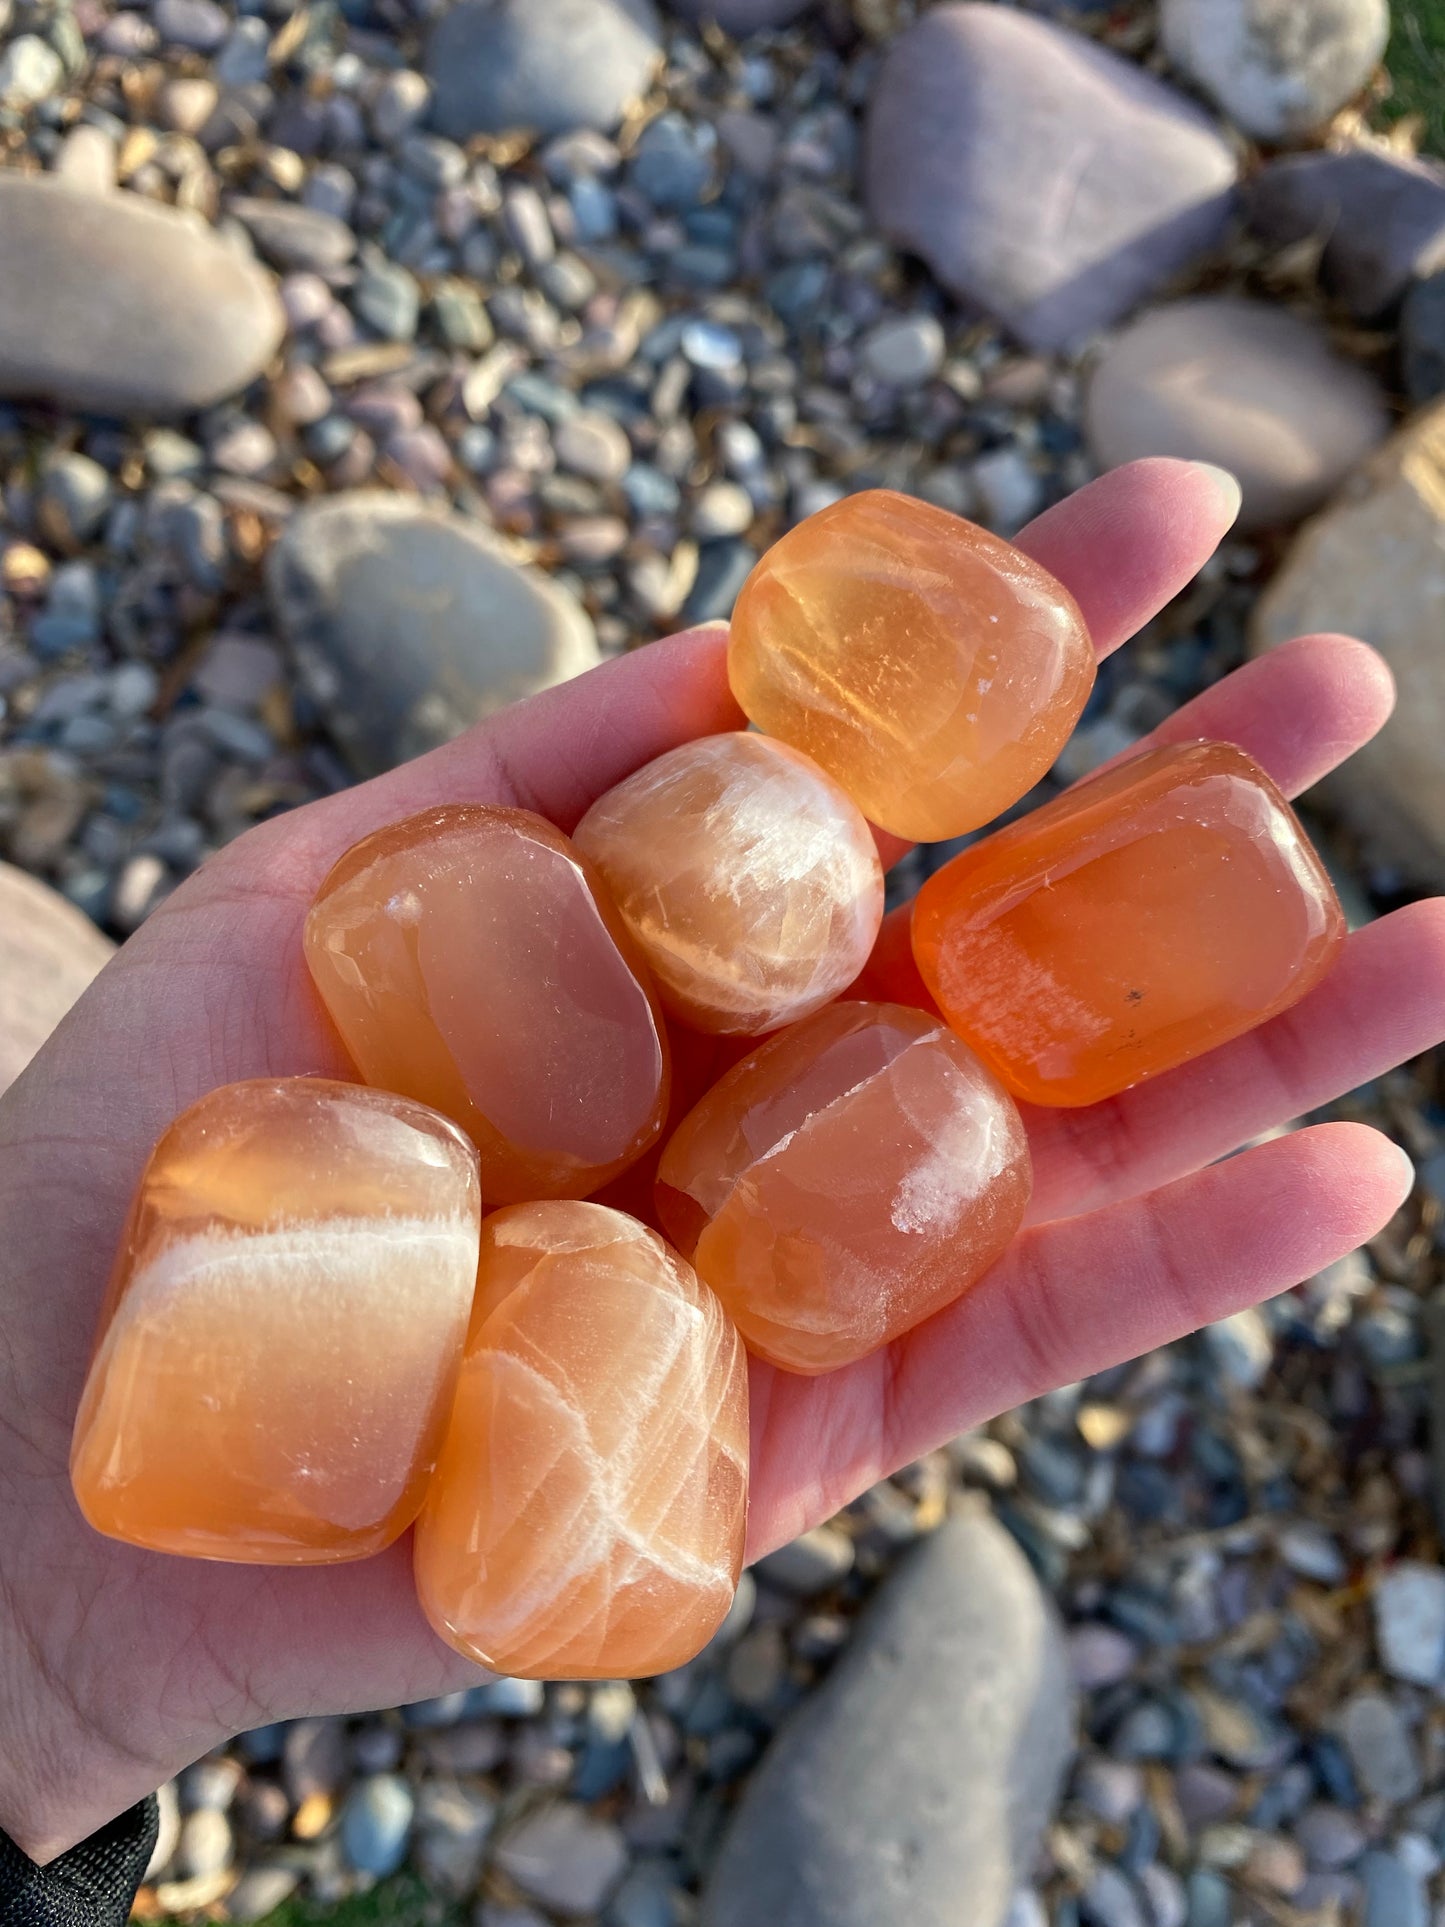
[1,459,1442,1861]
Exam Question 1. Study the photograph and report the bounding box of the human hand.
[1,459,1437,1860]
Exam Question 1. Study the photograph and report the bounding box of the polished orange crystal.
[912,741,1346,1109]
[304,805,670,1204]
[70,1077,481,1563]
[414,1201,749,1680]
[728,489,1095,841]
[573,732,885,1036]
[656,1002,1031,1376]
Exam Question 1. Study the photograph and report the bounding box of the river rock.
[0,863,114,1098]
[1337,1692,1421,1803]
[701,1510,1075,1927]
[756,1525,855,1598]
[667,0,812,27]
[426,0,661,141]
[340,1776,413,1878]
[1244,150,1445,317]
[1085,297,1389,530]
[493,1804,628,1915]
[0,36,62,106]
[1402,267,1445,404]
[1251,401,1445,888]
[1361,1852,1429,1927]
[227,198,356,273]
[55,124,117,195]
[267,493,599,776]
[863,4,1237,353]
[0,179,283,416]
[1373,1562,1445,1686]
[1159,0,1388,143]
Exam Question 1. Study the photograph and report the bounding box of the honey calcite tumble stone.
[414,1201,749,1680]
[305,805,670,1203]
[70,1077,481,1563]
[656,1002,1031,1376]
[912,741,1346,1109]
[573,732,885,1036]
[728,489,1095,841]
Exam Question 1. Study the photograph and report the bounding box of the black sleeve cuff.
[0,1798,159,1927]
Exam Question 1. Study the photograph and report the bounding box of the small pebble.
[1359,1848,1429,1927]
[1339,1692,1422,1804]
[1296,1804,1366,1871]
[353,258,420,342]
[757,1524,854,1598]
[340,1775,414,1879]
[493,1804,628,1916]
[153,0,228,49]
[1374,1562,1445,1686]
[971,446,1042,535]
[1080,1865,1146,1927]
[691,481,754,539]
[0,36,63,104]
[1203,1308,1274,1390]
[177,1808,232,1881]
[413,1782,494,1897]
[37,455,112,549]
[554,411,632,483]
[860,313,946,387]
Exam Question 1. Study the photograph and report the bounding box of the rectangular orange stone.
[911,741,1345,1108]
[70,1077,481,1563]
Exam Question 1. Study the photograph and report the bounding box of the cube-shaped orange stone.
[573,732,885,1036]
[70,1077,481,1563]
[728,489,1095,841]
[912,741,1346,1109]
[414,1201,749,1680]
[656,1002,1031,1376]
[304,805,671,1204]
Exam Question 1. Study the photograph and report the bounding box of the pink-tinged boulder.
[864,5,1237,353]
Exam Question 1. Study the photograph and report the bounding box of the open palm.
[1,459,1438,1861]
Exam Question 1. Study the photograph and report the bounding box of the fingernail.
[1193,462,1242,525]
[1386,1138,1417,1200]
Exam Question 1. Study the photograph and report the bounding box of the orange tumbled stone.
[70,1077,481,1563]
[656,1002,1031,1376]
[728,489,1095,841]
[304,805,670,1203]
[912,741,1346,1109]
[573,732,885,1036]
[414,1201,749,1680]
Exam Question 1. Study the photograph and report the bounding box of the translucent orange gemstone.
[414,1201,749,1680]
[728,489,1095,841]
[304,805,670,1204]
[70,1077,480,1563]
[573,732,885,1036]
[912,741,1346,1109]
[656,1002,1031,1375]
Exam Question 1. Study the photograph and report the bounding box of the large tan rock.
[0,862,113,1098]
[0,178,283,416]
[1252,403,1445,886]
[1086,298,1390,532]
